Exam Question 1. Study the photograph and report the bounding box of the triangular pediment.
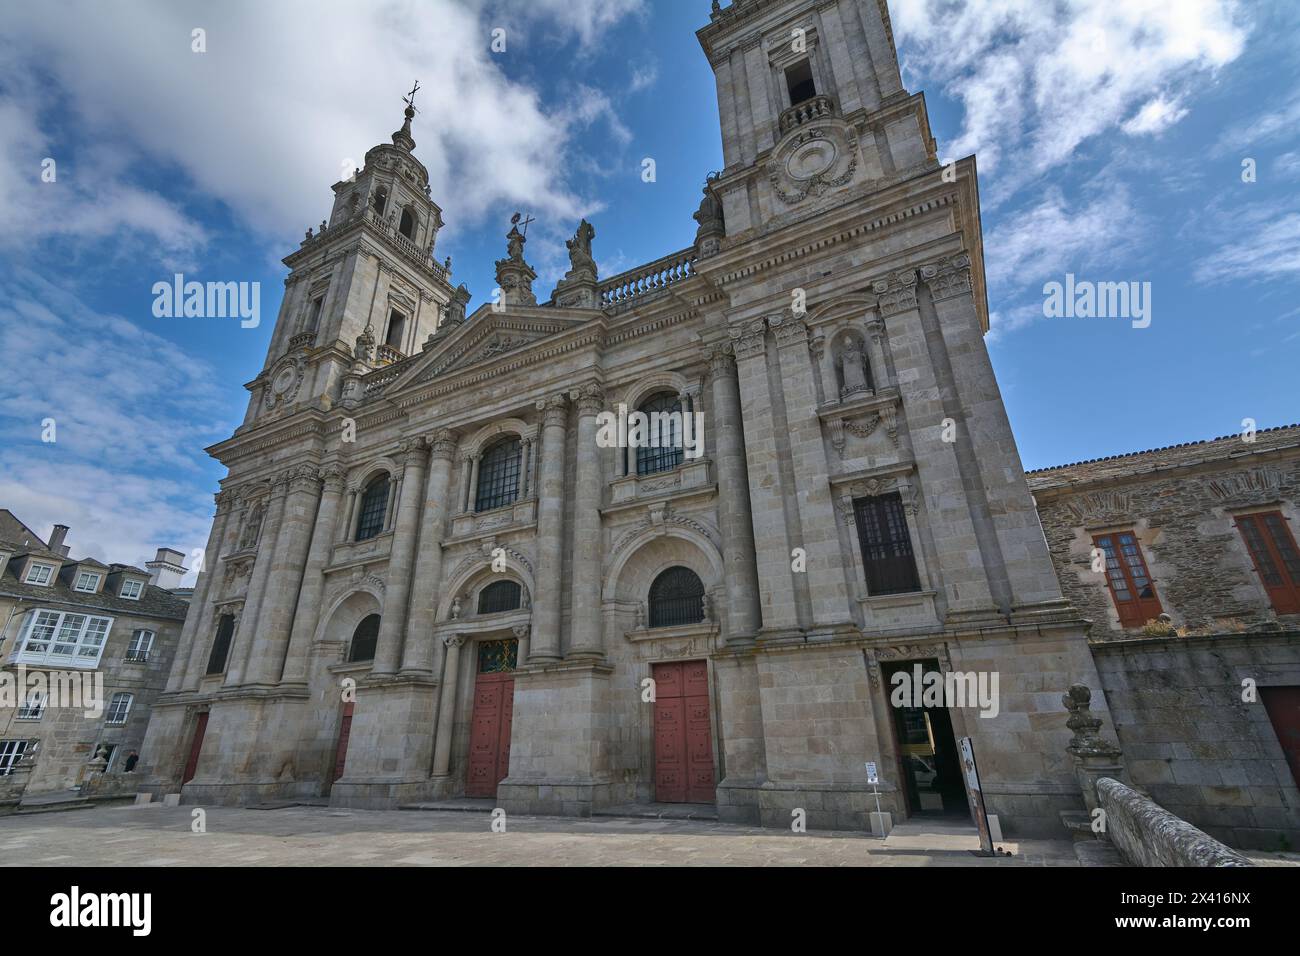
[383,306,593,394]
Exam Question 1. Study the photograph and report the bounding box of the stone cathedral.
[139,0,1116,836]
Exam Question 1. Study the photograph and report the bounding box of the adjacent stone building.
[1029,426,1300,849]
[0,511,190,802]
[138,0,1117,838]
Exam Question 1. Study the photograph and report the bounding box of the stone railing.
[1096,777,1253,867]
[375,344,405,367]
[362,367,404,398]
[288,331,316,351]
[779,94,837,134]
[598,248,697,310]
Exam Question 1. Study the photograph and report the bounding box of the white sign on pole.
[865,761,879,785]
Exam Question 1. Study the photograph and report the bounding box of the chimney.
[48,524,70,557]
[146,547,188,590]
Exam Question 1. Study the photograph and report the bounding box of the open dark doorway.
[883,659,966,816]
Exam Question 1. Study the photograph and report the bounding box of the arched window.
[399,207,416,240]
[636,392,685,476]
[348,614,380,663]
[355,476,390,541]
[478,580,522,615]
[372,187,388,216]
[648,567,705,628]
[476,437,522,512]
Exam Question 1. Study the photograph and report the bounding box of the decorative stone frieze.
[871,270,918,318]
[919,253,973,303]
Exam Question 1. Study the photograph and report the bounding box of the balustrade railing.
[598,248,697,308]
[779,94,837,134]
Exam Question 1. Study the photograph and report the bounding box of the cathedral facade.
[139,0,1114,836]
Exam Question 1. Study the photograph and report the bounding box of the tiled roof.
[0,510,47,550]
[1027,424,1300,491]
[0,562,190,621]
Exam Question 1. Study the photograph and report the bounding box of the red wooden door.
[333,703,354,782]
[1261,687,1300,789]
[652,661,716,804]
[182,712,208,784]
[1236,513,1300,614]
[466,673,514,798]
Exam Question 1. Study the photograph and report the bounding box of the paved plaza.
[2,804,1083,867]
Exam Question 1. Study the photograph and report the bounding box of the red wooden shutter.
[1095,532,1163,627]
[182,713,208,784]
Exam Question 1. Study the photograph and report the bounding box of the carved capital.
[429,429,458,461]
[866,319,886,345]
[574,382,605,417]
[872,270,919,318]
[537,394,568,428]
[706,343,737,380]
[919,253,972,303]
[728,319,768,361]
[320,464,348,493]
[443,634,466,649]
[769,312,809,348]
[512,623,530,641]
[399,436,428,465]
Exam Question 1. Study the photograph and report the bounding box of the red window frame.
[1234,511,1300,615]
[1094,531,1163,628]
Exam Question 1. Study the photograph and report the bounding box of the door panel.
[652,661,715,804]
[333,703,354,782]
[467,673,514,798]
[1261,686,1300,789]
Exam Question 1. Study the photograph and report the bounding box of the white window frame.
[126,629,155,662]
[119,579,144,600]
[16,691,47,721]
[24,563,56,586]
[74,571,102,593]
[105,693,133,726]
[0,740,28,776]
[14,609,114,668]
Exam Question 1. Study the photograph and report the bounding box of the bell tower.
[697,0,937,238]
[243,85,464,427]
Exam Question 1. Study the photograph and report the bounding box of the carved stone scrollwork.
[512,623,530,641]
[443,633,466,649]
[706,343,737,381]
[538,394,568,428]
[729,319,768,361]
[399,436,428,464]
[872,271,918,318]
[919,254,973,303]
[321,464,347,493]
[880,404,899,448]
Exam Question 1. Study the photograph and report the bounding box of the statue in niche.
[837,334,872,398]
[239,502,264,551]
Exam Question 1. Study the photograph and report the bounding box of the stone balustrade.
[375,344,405,367]
[779,94,837,134]
[598,249,697,309]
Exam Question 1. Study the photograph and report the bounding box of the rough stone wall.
[1093,633,1300,851]
[1097,776,1253,866]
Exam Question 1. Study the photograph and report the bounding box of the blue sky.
[0,0,1296,572]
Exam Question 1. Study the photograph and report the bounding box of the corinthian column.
[530,394,568,661]
[568,383,605,660]
[708,344,762,643]
[279,464,347,684]
[371,438,429,676]
[246,467,325,685]
[400,430,458,674]
[225,477,289,686]
[167,490,232,693]
[432,634,466,775]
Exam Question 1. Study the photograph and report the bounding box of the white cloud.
[1122,95,1189,136]
[0,266,237,576]
[1194,208,1300,284]
[629,61,660,94]
[894,0,1248,179]
[0,0,646,258]
[1214,88,1300,156]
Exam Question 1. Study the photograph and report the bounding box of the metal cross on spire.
[404,80,421,114]
[511,211,536,237]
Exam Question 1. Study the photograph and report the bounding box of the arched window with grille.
[478,580,522,615]
[348,614,381,663]
[476,437,522,512]
[355,476,390,541]
[636,392,685,476]
[648,567,705,628]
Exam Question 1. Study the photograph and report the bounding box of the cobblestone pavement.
[1,804,1082,867]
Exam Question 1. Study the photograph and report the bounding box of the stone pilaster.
[569,383,605,660]
[372,438,429,675]
[225,478,289,686]
[769,311,855,636]
[707,344,761,643]
[279,464,347,684]
[246,466,324,686]
[729,318,801,638]
[530,394,568,661]
[167,489,234,693]
[401,430,458,674]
